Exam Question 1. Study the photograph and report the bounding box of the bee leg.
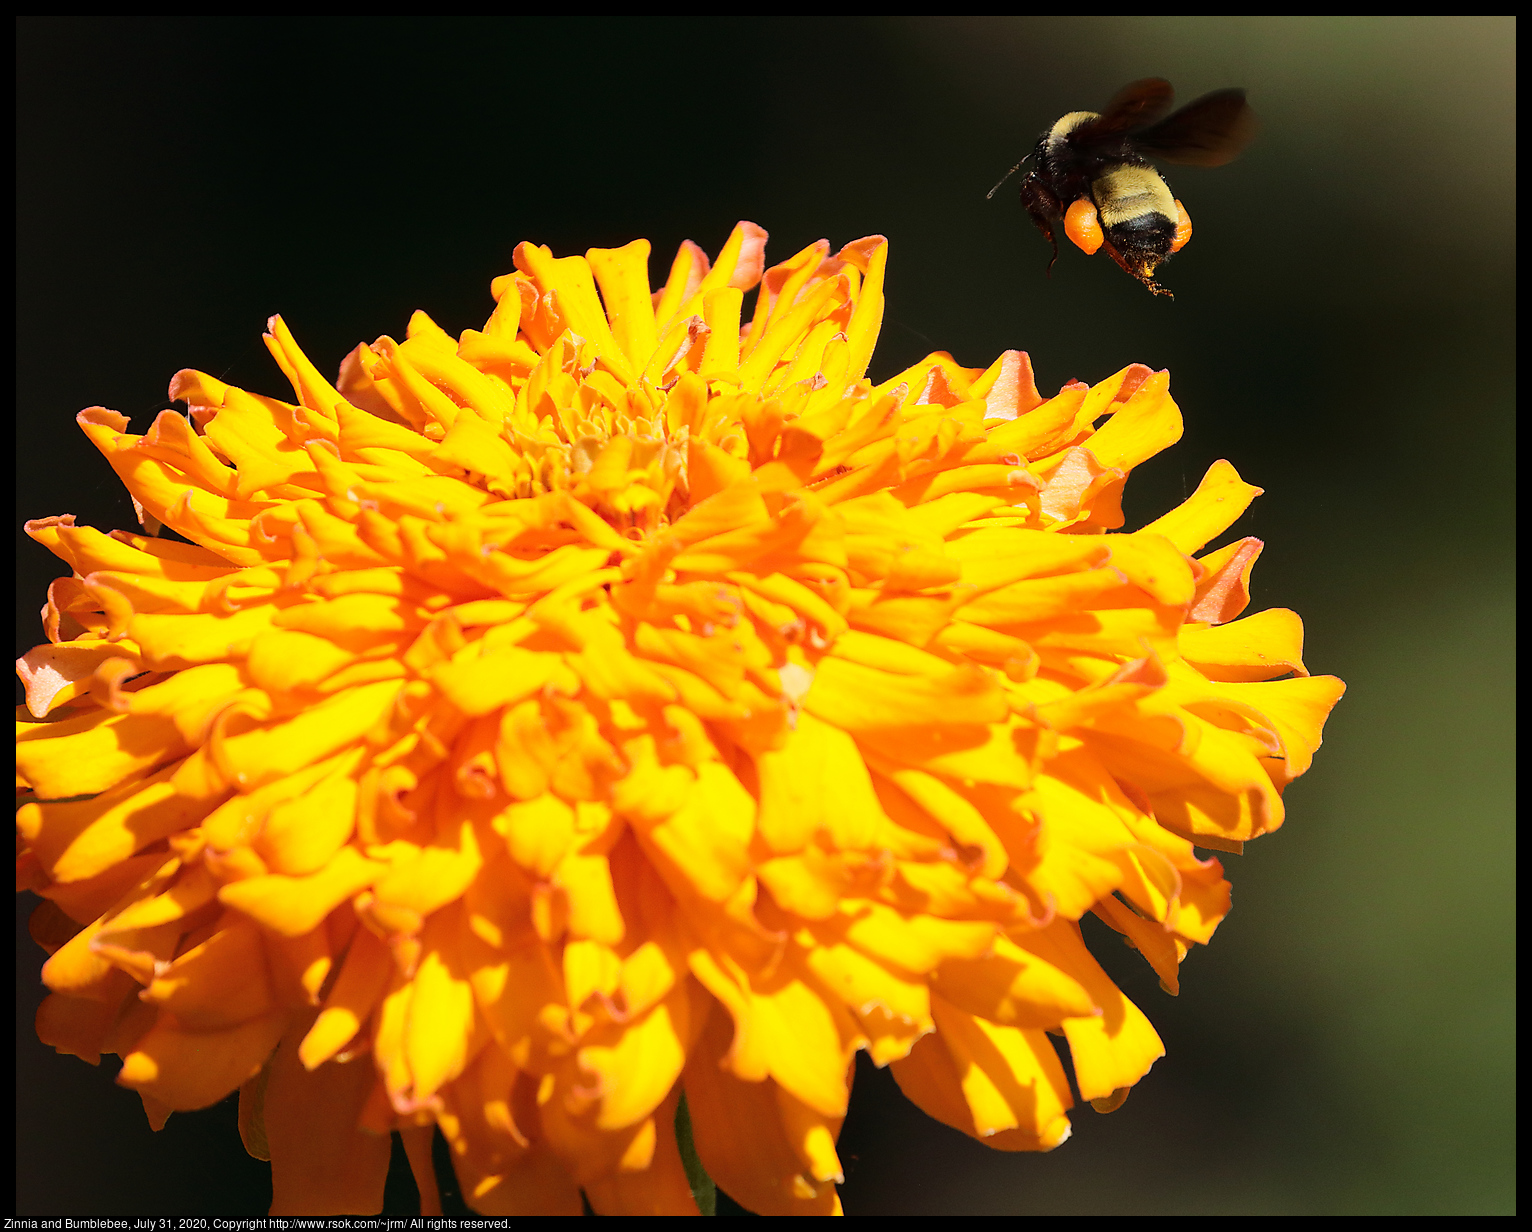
[1019,177,1063,277]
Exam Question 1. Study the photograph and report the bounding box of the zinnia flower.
[17,221,1344,1215]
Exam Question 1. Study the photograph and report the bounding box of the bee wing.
[1077,78,1176,141]
[1136,88,1257,166]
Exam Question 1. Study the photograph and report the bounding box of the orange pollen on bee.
[1170,199,1193,253]
[1064,197,1104,255]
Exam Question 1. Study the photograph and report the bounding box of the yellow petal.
[1178,607,1309,682]
[300,926,391,1069]
[755,713,884,855]
[586,239,658,373]
[931,931,1097,1029]
[400,906,479,1107]
[212,679,404,791]
[632,762,753,904]
[1140,458,1264,555]
[1040,919,1166,1100]
[579,979,701,1131]
[218,846,387,937]
[22,763,211,884]
[255,771,358,876]
[17,707,189,801]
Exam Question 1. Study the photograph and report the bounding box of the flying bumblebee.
[991,79,1257,297]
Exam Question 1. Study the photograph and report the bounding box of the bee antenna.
[986,154,1031,200]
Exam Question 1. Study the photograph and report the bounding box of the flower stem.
[675,1092,716,1215]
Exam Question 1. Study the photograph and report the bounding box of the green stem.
[675,1092,717,1215]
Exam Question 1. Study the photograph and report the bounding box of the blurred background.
[15,16,1513,1216]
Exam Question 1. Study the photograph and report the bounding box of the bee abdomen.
[1092,163,1177,232]
[1103,209,1178,256]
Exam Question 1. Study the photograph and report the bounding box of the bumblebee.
[993,79,1257,297]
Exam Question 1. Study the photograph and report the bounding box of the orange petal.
[682,1004,842,1215]
[582,1086,699,1215]
[118,1009,288,1111]
[265,1014,392,1215]
[437,1045,585,1216]
[141,915,276,1029]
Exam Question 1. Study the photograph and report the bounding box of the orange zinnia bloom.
[17,222,1344,1215]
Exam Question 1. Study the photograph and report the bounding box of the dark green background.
[15,17,1514,1216]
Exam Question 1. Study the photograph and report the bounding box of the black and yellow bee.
[993,78,1258,297]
